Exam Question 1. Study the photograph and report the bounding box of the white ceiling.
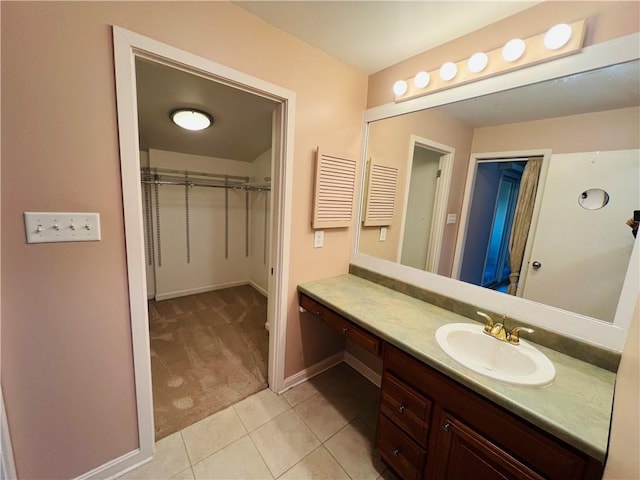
[233,1,540,74]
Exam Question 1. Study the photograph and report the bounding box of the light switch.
[313,230,324,248]
[24,212,101,243]
[446,213,457,224]
[379,227,387,241]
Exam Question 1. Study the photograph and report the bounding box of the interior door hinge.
[436,169,442,178]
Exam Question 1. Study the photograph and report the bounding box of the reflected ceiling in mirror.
[358,60,640,324]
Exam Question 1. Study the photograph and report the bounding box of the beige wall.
[604,296,640,479]
[471,106,640,154]
[0,2,367,478]
[360,109,473,276]
[367,1,640,108]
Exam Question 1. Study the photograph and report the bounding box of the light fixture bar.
[393,19,586,103]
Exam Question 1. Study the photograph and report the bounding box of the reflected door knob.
[532,261,542,270]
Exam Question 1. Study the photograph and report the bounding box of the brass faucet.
[477,312,534,345]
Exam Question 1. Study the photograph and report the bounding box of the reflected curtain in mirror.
[508,157,543,295]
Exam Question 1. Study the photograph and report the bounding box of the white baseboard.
[282,352,344,391]
[344,351,382,388]
[248,280,268,297]
[154,281,249,301]
[74,448,151,480]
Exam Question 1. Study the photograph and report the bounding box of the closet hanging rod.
[141,166,248,182]
[140,179,271,192]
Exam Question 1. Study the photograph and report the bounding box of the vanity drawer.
[380,373,431,445]
[377,413,426,480]
[299,293,381,355]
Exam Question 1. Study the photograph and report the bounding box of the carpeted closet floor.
[148,285,269,440]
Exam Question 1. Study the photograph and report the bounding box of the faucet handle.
[477,311,494,333]
[507,326,534,345]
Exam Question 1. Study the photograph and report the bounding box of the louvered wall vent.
[362,161,399,226]
[312,148,357,229]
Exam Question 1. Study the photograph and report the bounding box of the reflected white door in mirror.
[352,33,640,351]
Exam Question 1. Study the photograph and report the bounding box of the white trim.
[1,387,17,480]
[352,33,640,352]
[281,352,344,391]
[451,150,551,288]
[396,135,454,273]
[344,351,382,387]
[73,449,147,480]
[112,25,295,477]
[249,280,268,298]
[154,280,251,301]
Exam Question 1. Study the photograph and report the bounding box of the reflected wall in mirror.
[358,60,640,323]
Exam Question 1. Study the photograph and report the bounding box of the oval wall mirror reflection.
[579,188,610,210]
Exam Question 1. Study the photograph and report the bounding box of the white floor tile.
[120,432,190,480]
[324,411,385,480]
[181,405,247,465]
[250,409,321,477]
[282,380,320,407]
[279,446,350,479]
[294,391,362,441]
[192,435,273,479]
[234,388,291,431]
[171,467,195,479]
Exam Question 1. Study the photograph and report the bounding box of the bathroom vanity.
[298,274,614,480]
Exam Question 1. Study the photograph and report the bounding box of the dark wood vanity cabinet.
[299,293,381,356]
[377,344,605,480]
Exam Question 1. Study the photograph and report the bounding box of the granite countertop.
[298,274,615,462]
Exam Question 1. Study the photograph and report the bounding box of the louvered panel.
[363,162,398,226]
[312,148,357,229]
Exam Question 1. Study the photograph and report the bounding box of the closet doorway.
[113,27,295,457]
[136,58,280,439]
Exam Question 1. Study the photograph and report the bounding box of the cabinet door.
[429,411,544,480]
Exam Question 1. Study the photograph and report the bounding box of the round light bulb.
[502,38,526,62]
[439,62,458,81]
[544,23,572,50]
[393,80,408,96]
[414,71,431,89]
[467,52,488,73]
[171,110,212,131]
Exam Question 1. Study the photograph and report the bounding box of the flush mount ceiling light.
[467,52,489,73]
[439,62,458,81]
[171,109,213,131]
[544,23,573,50]
[502,38,526,62]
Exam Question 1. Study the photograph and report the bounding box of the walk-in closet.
[135,58,277,439]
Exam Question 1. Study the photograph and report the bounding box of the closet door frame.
[113,26,295,467]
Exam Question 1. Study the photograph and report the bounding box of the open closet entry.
[135,57,278,440]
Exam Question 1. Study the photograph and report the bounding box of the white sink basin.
[435,323,555,387]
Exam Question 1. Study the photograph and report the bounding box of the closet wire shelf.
[140,167,271,267]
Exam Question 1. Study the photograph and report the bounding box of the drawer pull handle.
[442,422,451,432]
[392,448,400,457]
[312,310,322,316]
[397,405,405,414]
[341,327,348,335]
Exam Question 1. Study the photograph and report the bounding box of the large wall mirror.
[352,34,639,351]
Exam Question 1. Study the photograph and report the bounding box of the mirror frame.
[352,33,640,352]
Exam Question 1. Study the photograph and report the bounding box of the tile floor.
[120,363,399,480]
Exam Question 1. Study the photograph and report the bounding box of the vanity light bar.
[393,19,586,103]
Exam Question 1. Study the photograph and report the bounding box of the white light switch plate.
[379,227,387,241]
[24,212,101,243]
[313,230,324,248]
[446,213,457,224]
